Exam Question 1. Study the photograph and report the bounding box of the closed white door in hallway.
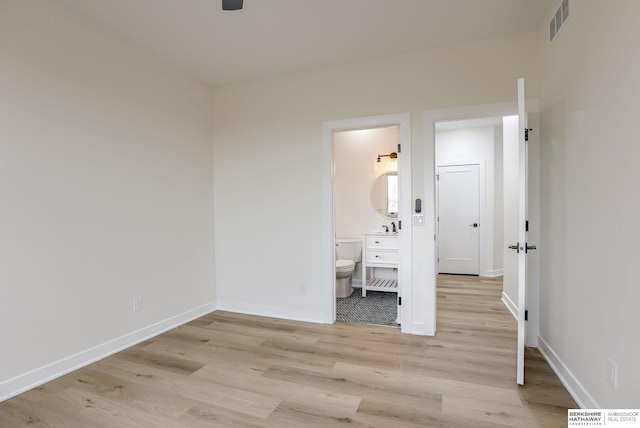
[437,164,480,275]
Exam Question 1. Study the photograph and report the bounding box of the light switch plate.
[412,214,425,226]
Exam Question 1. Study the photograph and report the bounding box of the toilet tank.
[335,239,362,262]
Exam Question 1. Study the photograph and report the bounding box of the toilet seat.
[336,259,355,271]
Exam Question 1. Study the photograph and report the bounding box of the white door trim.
[436,160,485,276]
[423,101,539,338]
[322,113,414,333]
[517,77,527,385]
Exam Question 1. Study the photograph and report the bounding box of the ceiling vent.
[549,0,570,43]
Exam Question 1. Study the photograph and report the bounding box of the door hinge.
[397,143,401,153]
[525,128,533,142]
[398,296,402,306]
[525,310,528,321]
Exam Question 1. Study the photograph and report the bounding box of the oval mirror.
[370,172,398,219]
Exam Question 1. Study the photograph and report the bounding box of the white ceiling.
[56,0,552,87]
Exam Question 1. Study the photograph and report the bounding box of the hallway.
[436,274,577,425]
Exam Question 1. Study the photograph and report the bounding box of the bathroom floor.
[336,288,399,327]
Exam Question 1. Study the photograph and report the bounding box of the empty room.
[1,0,638,426]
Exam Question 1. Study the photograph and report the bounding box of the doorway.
[424,101,540,344]
[435,113,524,384]
[322,113,413,333]
[435,117,502,278]
[334,125,400,327]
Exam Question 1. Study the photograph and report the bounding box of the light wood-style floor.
[0,275,576,427]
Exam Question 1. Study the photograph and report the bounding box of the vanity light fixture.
[376,152,398,172]
[376,152,397,163]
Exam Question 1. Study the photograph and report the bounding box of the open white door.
[510,78,535,385]
[504,78,533,385]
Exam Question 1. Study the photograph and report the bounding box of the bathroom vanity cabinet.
[361,233,398,297]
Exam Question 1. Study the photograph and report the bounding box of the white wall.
[538,0,640,407]
[334,126,398,237]
[436,126,504,276]
[0,0,215,396]
[212,31,541,327]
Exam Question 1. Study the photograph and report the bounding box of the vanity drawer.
[365,235,398,250]
[366,249,398,264]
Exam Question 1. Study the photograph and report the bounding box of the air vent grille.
[549,0,570,42]
[562,0,570,21]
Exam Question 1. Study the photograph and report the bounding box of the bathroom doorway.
[334,125,400,327]
[322,113,413,332]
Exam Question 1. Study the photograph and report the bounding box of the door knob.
[508,243,537,254]
[469,223,479,228]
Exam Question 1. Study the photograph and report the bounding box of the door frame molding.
[322,113,414,333]
[436,161,485,276]
[423,100,539,339]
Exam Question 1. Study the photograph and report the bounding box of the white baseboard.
[216,300,325,324]
[0,302,216,403]
[501,291,518,320]
[482,269,504,277]
[537,335,600,409]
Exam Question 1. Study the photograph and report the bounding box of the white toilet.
[335,239,362,298]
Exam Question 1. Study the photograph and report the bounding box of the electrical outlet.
[606,358,618,389]
[133,296,143,312]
